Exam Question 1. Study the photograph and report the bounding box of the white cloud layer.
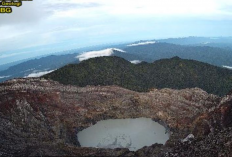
[76,48,125,61]
[26,70,55,78]
[223,65,232,70]
[0,76,10,79]
[112,48,126,53]
[130,60,142,64]
[127,41,156,47]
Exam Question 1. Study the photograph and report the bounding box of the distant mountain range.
[1,37,232,83]
[44,56,232,96]
[0,53,78,82]
[0,49,145,82]
[124,42,232,67]
[157,36,232,49]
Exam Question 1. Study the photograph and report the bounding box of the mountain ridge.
[2,38,232,83]
[44,56,232,96]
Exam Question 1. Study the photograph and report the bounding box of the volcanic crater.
[1,78,232,156]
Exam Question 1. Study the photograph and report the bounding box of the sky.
[0,0,232,65]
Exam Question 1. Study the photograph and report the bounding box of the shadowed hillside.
[44,56,232,96]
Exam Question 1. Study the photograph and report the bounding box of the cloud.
[26,70,55,77]
[112,48,126,53]
[0,1,102,26]
[1,0,232,65]
[223,65,232,70]
[83,0,219,17]
[0,76,10,79]
[0,1,46,26]
[76,48,125,61]
[130,60,141,64]
[44,2,101,12]
[76,48,114,61]
[127,41,156,47]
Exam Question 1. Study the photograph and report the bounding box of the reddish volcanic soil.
[0,78,232,156]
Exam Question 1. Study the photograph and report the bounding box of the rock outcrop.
[0,78,231,156]
[160,92,232,157]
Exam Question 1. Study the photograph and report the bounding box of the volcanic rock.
[160,93,232,157]
[0,78,228,156]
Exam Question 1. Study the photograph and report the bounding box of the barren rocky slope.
[0,78,231,156]
[160,93,232,157]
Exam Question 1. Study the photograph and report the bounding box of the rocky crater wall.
[0,78,227,156]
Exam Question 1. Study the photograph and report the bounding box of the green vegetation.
[43,56,232,96]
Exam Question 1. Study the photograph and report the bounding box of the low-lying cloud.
[130,60,142,64]
[0,76,10,79]
[26,70,55,77]
[223,65,232,70]
[112,48,126,53]
[76,48,125,61]
[127,41,156,47]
